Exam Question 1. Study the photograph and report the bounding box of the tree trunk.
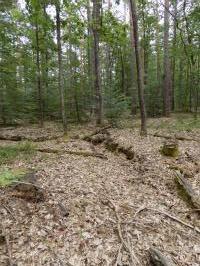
[56,3,67,132]
[171,0,177,111]
[129,0,147,135]
[35,22,44,127]
[92,0,102,126]
[87,0,94,116]
[163,0,171,116]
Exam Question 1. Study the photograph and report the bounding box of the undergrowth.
[0,168,28,187]
[0,142,35,165]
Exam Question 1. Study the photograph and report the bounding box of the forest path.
[0,124,200,265]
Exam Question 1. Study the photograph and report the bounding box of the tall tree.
[55,1,67,132]
[92,0,102,125]
[129,0,147,135]
[163,0,171,116]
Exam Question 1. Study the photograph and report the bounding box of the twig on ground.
[108,199,139,266]
[137,207,200,234]
[1,203,17,221]
[1,224,13,266]
[115,244,122,266]
[36,148,107,159]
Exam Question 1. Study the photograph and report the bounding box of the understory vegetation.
[0,142,35,165]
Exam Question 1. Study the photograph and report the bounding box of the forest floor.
[0,114,200,266]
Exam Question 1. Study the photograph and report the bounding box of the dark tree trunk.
[92,0,102,126]
[56,3,67,132]
[35,22,44,127]
[129,0,147,135]
[171,0,177,111]
[163,0,171,116]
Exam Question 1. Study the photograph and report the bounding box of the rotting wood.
[0,134,63,142]
[36,148,107,159]
[149,247,177,266]
[83,127,111,144]
[161,139,179,157]
[150,132,199,142]
[175,171,200,209]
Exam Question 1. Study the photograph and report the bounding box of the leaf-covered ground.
[0,117,200,265]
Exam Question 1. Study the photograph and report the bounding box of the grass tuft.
[0,168,28,187]
[0,142,35,165]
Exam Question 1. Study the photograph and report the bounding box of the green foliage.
[0,142,35,165]
[104,87,130,126]
[0,168,28,187]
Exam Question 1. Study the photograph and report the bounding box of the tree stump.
[10,171,45,202]
[161,139,179,157]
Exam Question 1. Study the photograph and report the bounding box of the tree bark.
[92,0,102,126]
[163,0,172,116]
[171,0,177,111]
[56,3,67,132]
[35,22,44,127]
[129,0,147,135]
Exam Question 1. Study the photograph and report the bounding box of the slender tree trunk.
[155,1,161,88]
[87,0,94,116]
[129,8,137,116]
[35,22,44,127]
[92,0,102,125]
[171,0,177,111]
[129,0,147,135]
[56,3,67,132]
[163,0,171,116]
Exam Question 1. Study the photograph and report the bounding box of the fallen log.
[149,247,177,266]
[0,135,22,141]
[36,148,107,159]
[175,171,200,209]
[0,134,63,142]
[150,133,199,142]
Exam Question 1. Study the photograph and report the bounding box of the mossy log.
[161,140,179,157]
[36,148,107,159]
[151,133,199,143]
[105,138,135,160]
[83,127,111,145]
[149,247,177,266]
[175,171,200,209]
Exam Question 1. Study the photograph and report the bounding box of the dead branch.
[0,134,63,142]
[175,171,200,209]
[150,133,199,142]
[149,247,177,266]
[1,224,14,266]
[36,148,107,159]
[137,207,200,234]
[115,244,123,266]
[83,125,111,139]
[108,199,140,266]
[1,203,17,221]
